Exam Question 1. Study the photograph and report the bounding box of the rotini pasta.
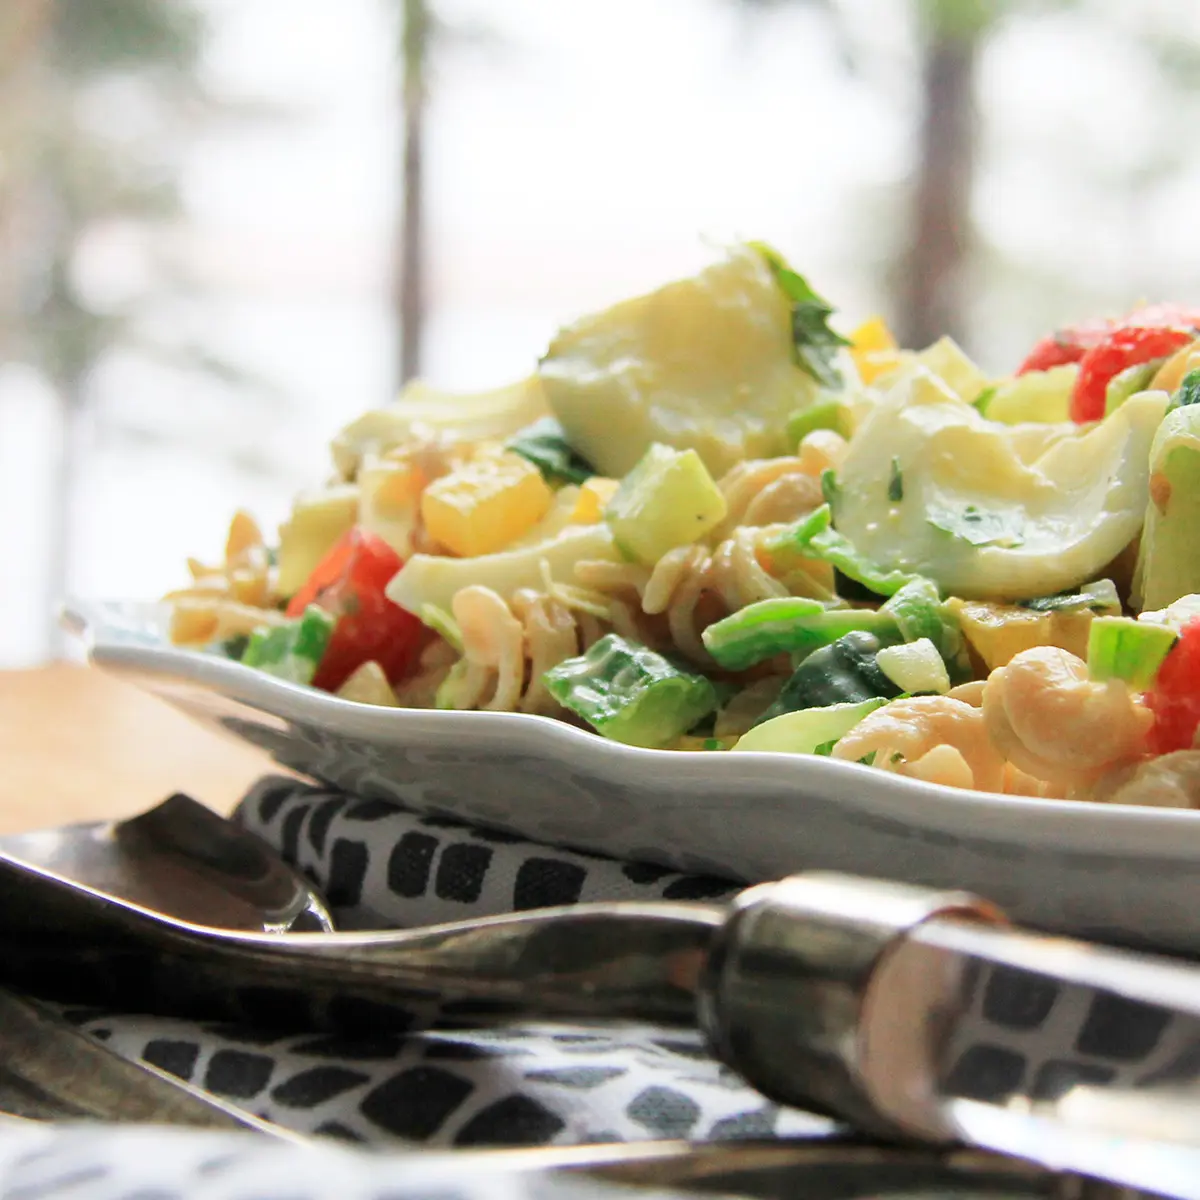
[438,584,611,717]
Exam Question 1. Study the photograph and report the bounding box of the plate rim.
[65,598,1200,859]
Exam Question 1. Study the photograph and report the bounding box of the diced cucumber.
[1087,616,1177,689]
[605,443,728,566]
[979,365,1076,425]
[702,598,898,671]
[242,606,335,686]
[732,698,886,755]
[876,639,951,694]
[543,633,718,748]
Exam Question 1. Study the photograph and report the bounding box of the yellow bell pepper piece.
[849,315,906,385]
[421,451,553,557]
[571,477,620,524]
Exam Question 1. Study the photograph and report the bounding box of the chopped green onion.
[242,606,335,686]
[786,398,853,448]
[702,597,897,671]
[1087,616,1177,689]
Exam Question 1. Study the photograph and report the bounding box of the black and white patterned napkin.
[0,1121,715,1200]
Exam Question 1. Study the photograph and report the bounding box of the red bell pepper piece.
[285,528,425,693]
[1145,618,1200,754]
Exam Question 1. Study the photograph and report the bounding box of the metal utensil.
[0,792,332,933]
[2,802,1199,1195]
[0,986,294,1139]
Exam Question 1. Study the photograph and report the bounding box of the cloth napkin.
[6,776,1179,1198]
[0,1122,707,1200]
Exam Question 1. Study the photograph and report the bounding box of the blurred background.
[3,0,1200,667]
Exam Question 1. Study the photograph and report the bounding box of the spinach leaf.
[506,417,596,485]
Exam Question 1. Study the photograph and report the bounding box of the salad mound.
[164,242,1200,807]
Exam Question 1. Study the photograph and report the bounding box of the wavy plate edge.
[62,598,1200,862]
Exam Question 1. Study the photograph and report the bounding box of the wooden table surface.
[0,663,278,833]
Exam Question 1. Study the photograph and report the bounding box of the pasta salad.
[165,242,1200,806]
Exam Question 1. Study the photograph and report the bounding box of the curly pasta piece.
[443,583,611,716]
[578,524,830,665]
[166,510,280,643]
[168,596,288,645]
[902,744,976,791]
[982,647,1152,789]
[714,457,824,540]
[1090,751,1200,808]
[451,585,528,713]
[831,696,1006,793]
[795,429,849,476]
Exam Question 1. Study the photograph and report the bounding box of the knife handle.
[697,873,1007,1141]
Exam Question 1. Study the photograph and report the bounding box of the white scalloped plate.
[64,599,1200,955]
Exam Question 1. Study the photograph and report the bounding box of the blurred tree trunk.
[397,0,428,387]
[893,11,983,350]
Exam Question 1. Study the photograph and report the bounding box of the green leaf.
[1171,368,1200,411]
[1016,579,1121,614]
[972,385,997,412]
[887,456,904,503]
[750,241,850,389]
[926,502,1025,548]
[506,417,596,485]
